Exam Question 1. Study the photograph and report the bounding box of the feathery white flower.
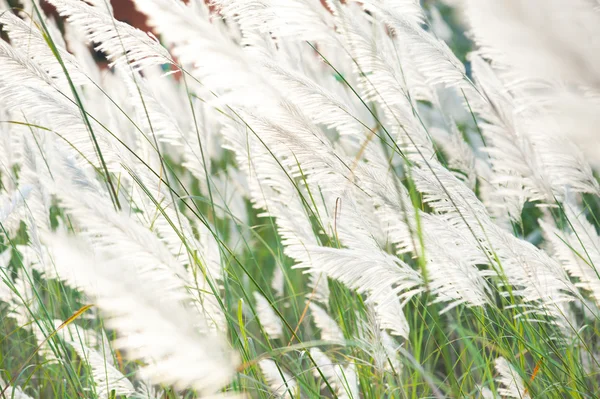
[298,245,421,338]
[0,41,121,171]
[0,11,89,86]
[46,0,173,71]
[412,162,577,322]
[48,235,238,394]
[0,186,30,235]
[70,343,135,398]
[254,292,283,339]
[495,357,530,399]
[258,359,298,399]
[309,302,345,345]
[309,348,359,399]
[541,202,600,305]
[357,0,466,90]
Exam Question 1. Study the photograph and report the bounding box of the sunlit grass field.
[2,0,600,398]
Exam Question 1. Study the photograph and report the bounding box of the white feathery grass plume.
[132,381,164,399]
[127,167,190,264]
[220,119,330,304]
[18,0,43,14]
[421,224,492,312]
[0,41,121,171]
[271,265,285,298]
[474,160,514,228]
[494,357,530,399]
[123,142,199,267]
[262,192,331,306]
[258,359,298,399]
[380,330,402,372]
[192,219,226,283]
[15,243,54,286]
[309,302,345,345]
[15,0,66,53]
[210,0,270,37]
[328,3,436,159]
[360,163,492,311]
[313,183,387,253]
[85,0,114,14]
[354,0,467,90]
[0,11,89,86]
[216,0,338,46]
[198,169,249,226]
[0,185,31,235]
[370,288,411,338]
[137,1,351,185]
[200,170,252,255]
[48,235,238,394]
[17,136,54,263]
[142,172,228,331]
[258,55,386,173]
[309,348,359,399]
[61,21,106,85]
[136,5,350,198]
[468,54,600,215]
[234,108,351,189]
[392,210,492,311]
[51,318,113,364]
[0,250,12,293]
[261,61,365,142]
[53,149,228,334]
[333,3,415,101]
[0,377,33,399]
[298,245,421,338]
[45,0,173,71]
[132,0,274,108]
[541,202,600,305]
[224,115,413,333]
[429,121,477,189]
[253,292,283,339]
[44,153,188,288]
[0,106,23,192]
[0,265,37,331]
[122,70,184,149]
[181,99,224,186]
[137,4,353,223]
[128,174,228,335]
[476,386,495,399]
[168,216,228,334]
[69,343,135,398]
[412,162,578,323]
[225,1,357,102]
[186,266,228,334]
[356,307,402,372]
[265,0,337,45]
[532,130,600,199]
[466,54,544,218]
